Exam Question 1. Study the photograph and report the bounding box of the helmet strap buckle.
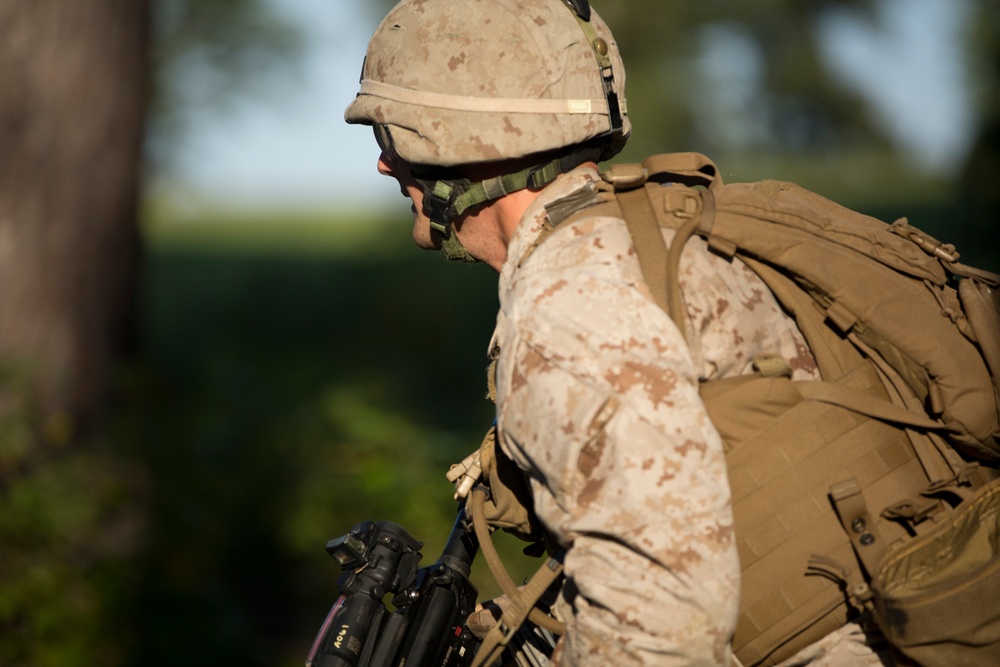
[423,179,464,236]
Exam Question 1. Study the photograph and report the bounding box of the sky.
[165,0,395,211]
[165,0,975,212]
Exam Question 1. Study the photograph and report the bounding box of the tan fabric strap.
[642,152,723,190]
[468,488,565,667]
[829,479,889,579]
[471,557,564,667]
[358,79,608,115]
[796,381,957,434]
[617,186,671,317]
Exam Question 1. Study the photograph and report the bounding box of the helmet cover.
[345,0,629,167]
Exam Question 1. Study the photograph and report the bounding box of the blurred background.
[0,0,997,665]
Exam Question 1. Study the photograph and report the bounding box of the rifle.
[305,508,481,667]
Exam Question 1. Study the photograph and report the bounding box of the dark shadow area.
[866,200,999,274]
[113,246,503,666]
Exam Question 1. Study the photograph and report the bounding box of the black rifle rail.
[306,508,480,667]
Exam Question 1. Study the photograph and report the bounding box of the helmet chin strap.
[417,176,479,262]
[438,229,478,263]
[414,147,600,262]
[384,2,619,265]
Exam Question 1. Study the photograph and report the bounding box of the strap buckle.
[882,497,942,524]
[602,163,647,190]
[496,619,518,648]
[425,182,457,235]
[890,218,961,263]
[663,188,702,220]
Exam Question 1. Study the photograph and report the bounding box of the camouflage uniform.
[490,164,888,666]
[345,2,898,662]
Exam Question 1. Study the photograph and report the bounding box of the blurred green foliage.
[110,210,541,666]
[596,0,890,160]
[148,0,303,168]
[1,3,305,662]
[0,365,144,667]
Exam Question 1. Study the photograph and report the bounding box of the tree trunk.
[0,0,148,436]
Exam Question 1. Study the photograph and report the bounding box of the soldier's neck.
[454,187,541,272]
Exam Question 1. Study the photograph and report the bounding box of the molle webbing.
[707,364,930,665]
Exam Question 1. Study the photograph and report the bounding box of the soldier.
[345,0,896,665]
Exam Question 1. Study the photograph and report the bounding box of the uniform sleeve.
[495,226,740,666]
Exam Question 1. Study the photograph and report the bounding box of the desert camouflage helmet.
[345,0,630,168]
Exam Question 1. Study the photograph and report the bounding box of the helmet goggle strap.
[375,122,552,233]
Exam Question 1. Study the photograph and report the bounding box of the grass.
[142,202,415,257]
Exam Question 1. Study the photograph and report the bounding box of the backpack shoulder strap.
[599,153,722,334]
[617,187,671,315]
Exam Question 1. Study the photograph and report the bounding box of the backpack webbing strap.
[829,479,888,580]
[468,487,565,667]
[617,186,671,316]
[797,381,959,434]
[642,152,724,190]
[616,184,717,338]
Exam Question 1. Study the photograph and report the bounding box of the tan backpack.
[456,153,1000,667]
[586,153,1000,665]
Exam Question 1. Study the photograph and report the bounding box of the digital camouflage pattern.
[344,0,629,167]
[344,1,907,662]
[490,164,890,665]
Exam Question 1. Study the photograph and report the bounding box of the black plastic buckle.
[425,192,455,236]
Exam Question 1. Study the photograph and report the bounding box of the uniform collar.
[489,164,602,360]
[498,163,603,294]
